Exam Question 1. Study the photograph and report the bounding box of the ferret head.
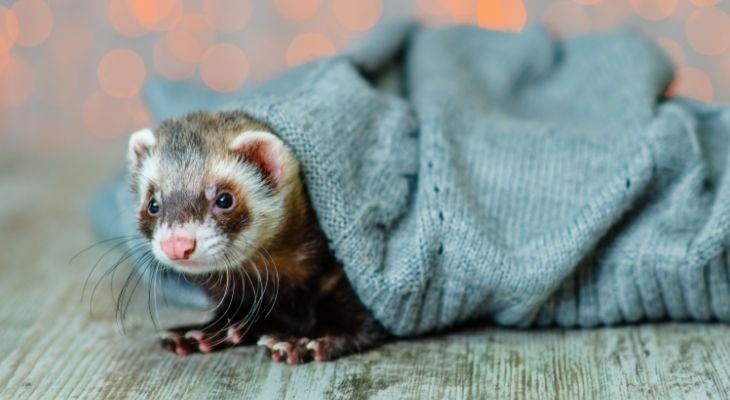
[127,111,299,275]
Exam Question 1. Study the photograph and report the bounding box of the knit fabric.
[91,22,730,336]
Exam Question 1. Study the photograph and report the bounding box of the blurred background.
[0,0,729,151]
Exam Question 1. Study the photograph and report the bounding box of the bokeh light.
[668,67,713,102]
[542,1,592,37]
[0,6,19,54]
[286,32,336,67]
[98,48,146,99]
[153,35,197,80]
[133,0,184,32]
[685,7,730,56]
[10,0,54,47]
[629,0,676,21]
[417,0,453,26]
[108,0,148,37]
[2,0,730,148]
[46,14,92,103]
[592,0,632,30]
[199,43,248,92]
[274,0,321,21]
[688,0,720,6]
[130,0,178,27]
[655,36,686,66]
[0,54,35,107]
[203,0,251,33]
[441,0,478,23]
[477,0,526,32]
[248,35,288,81]
[331,0,382,32]
[83,91,151,138]
[167,13,217,63]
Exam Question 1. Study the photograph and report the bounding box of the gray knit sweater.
[91,22,730,336]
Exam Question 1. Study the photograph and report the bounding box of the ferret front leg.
[160,319,252,355]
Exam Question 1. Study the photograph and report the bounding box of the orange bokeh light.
[0,6,19,54]
[477,0,526,32]
[0,54,35,107]
[98,48,146,99]
[668,67,713,102]
[10,0,54,47]
[685,7,730,56]
[273,0,321,21]
[655,37,686,66]
[130,0,177,25]
[629,0,676,21]
[46,14,92,103]
[247,35,287,81]
[592,0,632,30]
[83,91,151,139]
[203,0,251,33]
[153,35,197,80]
[688,0,720,6]
[167,13,217,63]
[542,0,592,37]
[417,0,453,26]
[108,0,148,37]
[199,43,248,92]
[331,0,382,32]
[441,0,478,23]
[130,0,183,31]
[286,32,336,67]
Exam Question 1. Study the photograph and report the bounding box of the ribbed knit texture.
[91,22,730,336]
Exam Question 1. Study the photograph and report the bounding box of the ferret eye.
[215,192,235,210]
[147,198,160,216]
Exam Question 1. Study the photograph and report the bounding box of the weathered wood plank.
[3,146,730,399]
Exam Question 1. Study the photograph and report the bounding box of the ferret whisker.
[120,250,155,329]
[258,245,280,318]
[108,243,150,308]
[116,249,153,334]
[81,237,146,304]
[88,242,149,316]
[229,242,267,330]
[148,259,162,329]
[72,235,142,264]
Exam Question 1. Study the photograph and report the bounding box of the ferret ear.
[229,130,290,185]
[128,128,156,167]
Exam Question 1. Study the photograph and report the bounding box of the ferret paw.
[256,335,343,364]
[160,325,245,356]
[256,335,311,364]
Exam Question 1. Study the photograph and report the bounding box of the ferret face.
[127,112,297,275]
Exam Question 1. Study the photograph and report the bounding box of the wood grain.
[2,144,730,399]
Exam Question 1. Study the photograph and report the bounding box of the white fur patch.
[211,157,287,264]
[136,158,160,206]
[152,218,227,274]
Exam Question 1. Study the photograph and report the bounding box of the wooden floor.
[2,144,730,399]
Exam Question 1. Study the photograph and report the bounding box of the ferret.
[127,110,388,364]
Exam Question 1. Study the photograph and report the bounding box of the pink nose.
[160,237,196,261]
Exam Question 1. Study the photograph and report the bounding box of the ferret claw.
[256,335,274,347]
[257,336,321,365]
[184,330,205,341]
[271,342,291,355]
[161,325,242,355]
[227,327,243,344]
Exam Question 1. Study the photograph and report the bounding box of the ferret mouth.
[164,259,226,274]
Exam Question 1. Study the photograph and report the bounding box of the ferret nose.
[160,237,197,261]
